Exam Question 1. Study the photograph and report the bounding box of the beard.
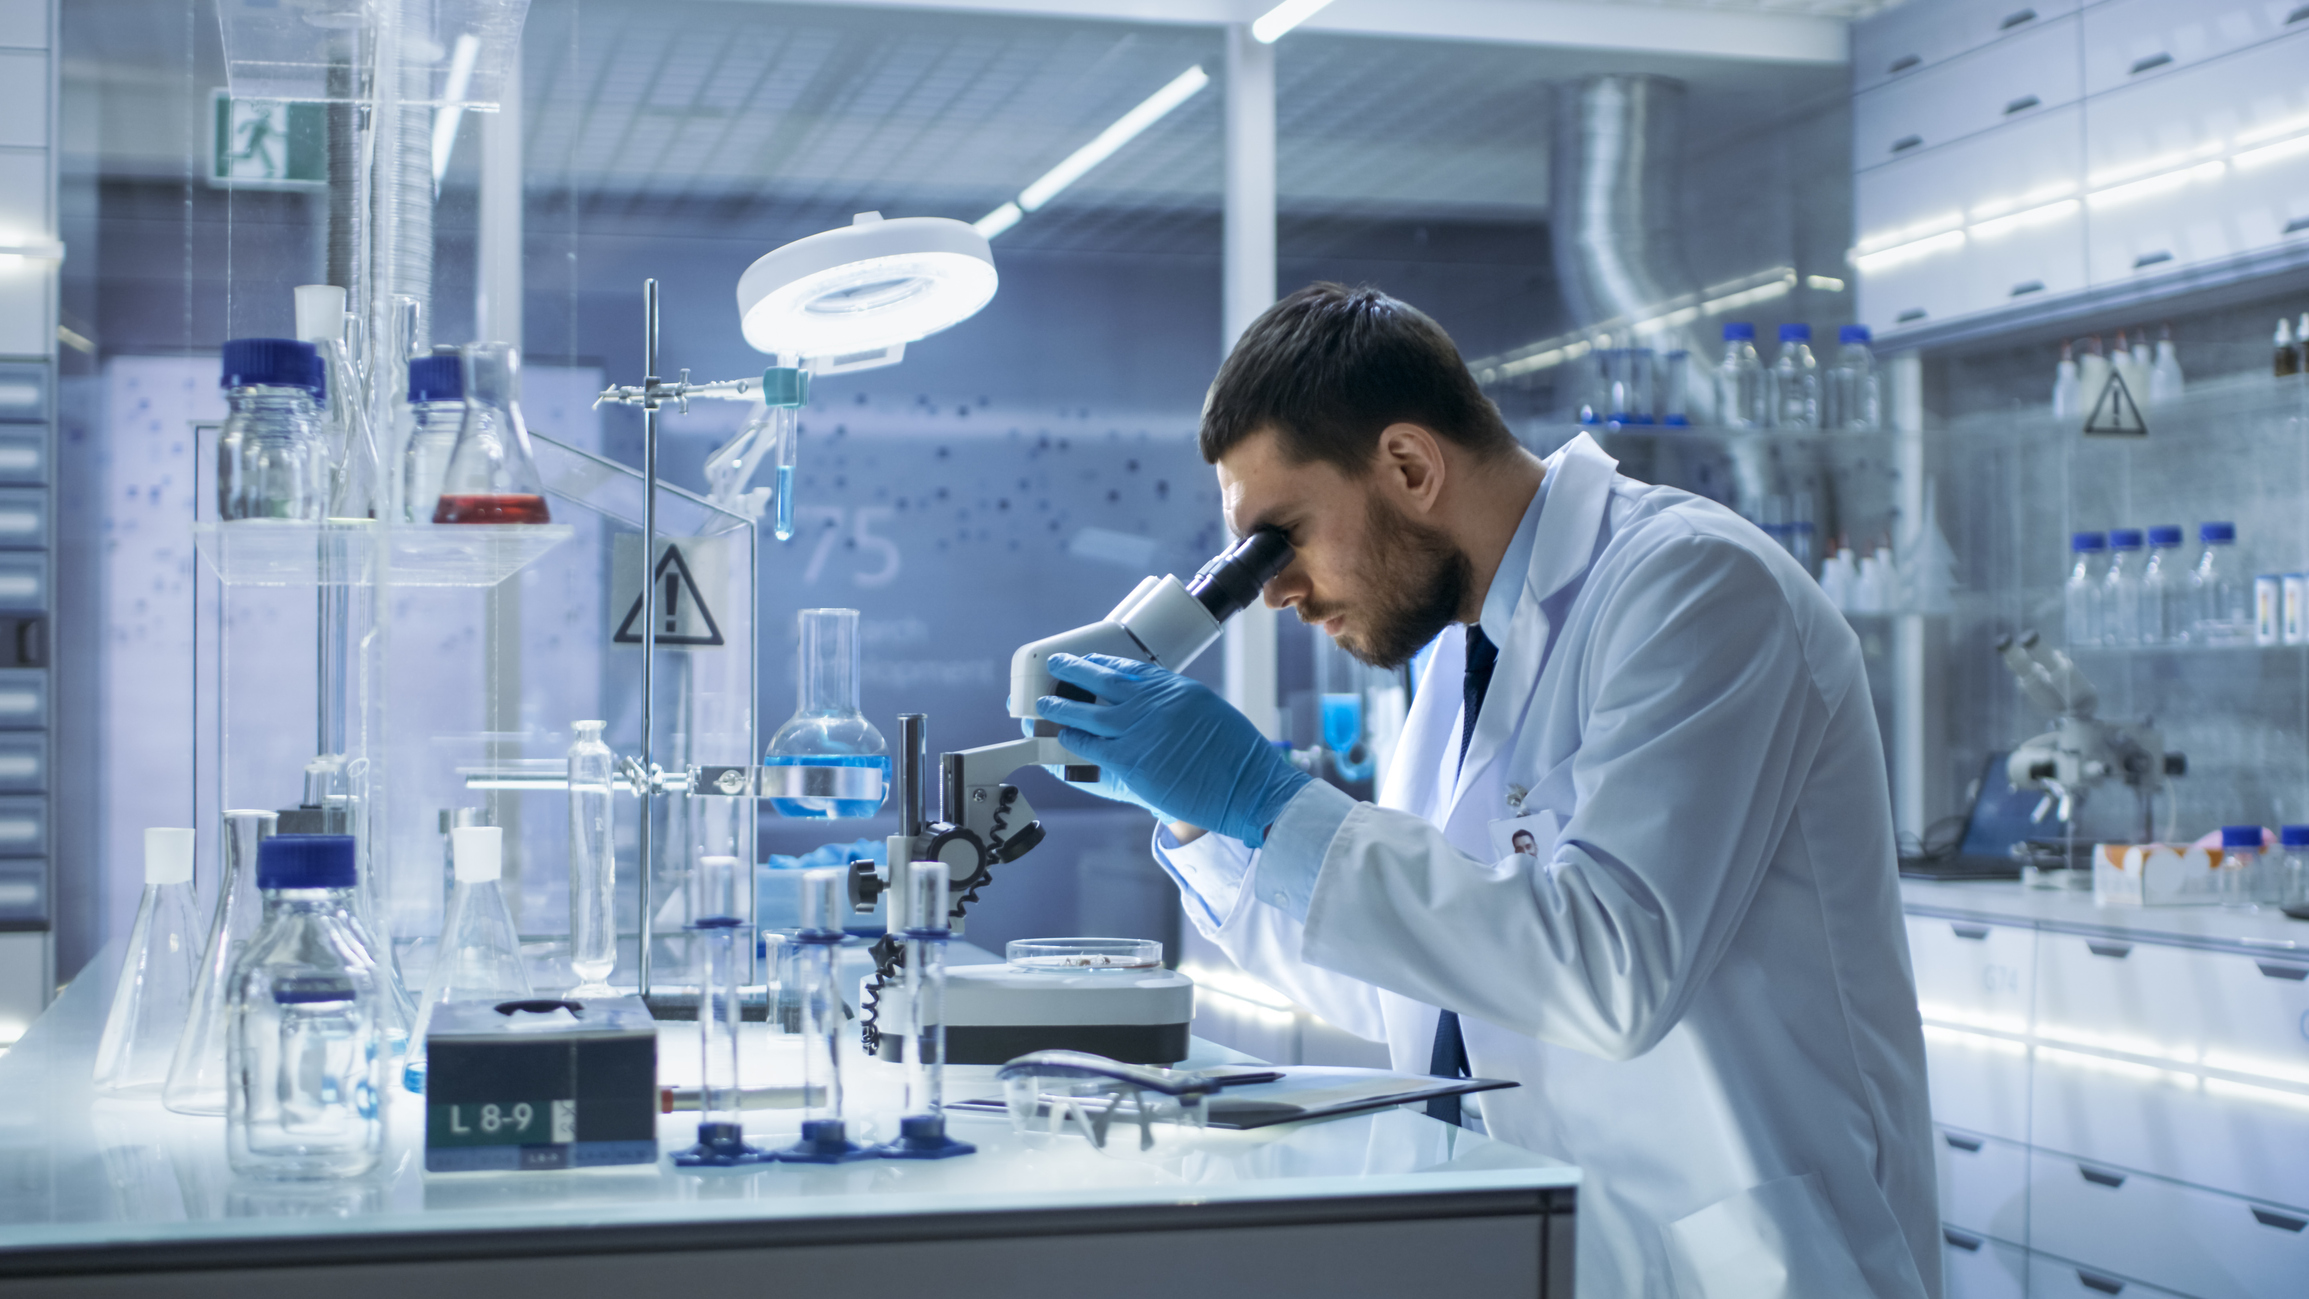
[1299,493,1471,670]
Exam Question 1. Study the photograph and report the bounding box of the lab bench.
[0,947,1577,1298]
[1900,878,2309,1299]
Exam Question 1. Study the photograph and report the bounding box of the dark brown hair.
[1199,283,1519,472]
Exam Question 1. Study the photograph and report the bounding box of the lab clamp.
[1995,630,2185,846]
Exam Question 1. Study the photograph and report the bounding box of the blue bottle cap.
[408,354,462,402]
[2221,825,2263,849]
[1779,323,1812,342]
[2070,532,2106,552]
[760,367,810,409]
[2147,525,2184,547]
[1722,322,1755,341]
[1839,325,1872,345]
[2108,528,2144,550]
[221,339,323,396]
[257,834,357,890]
[2201,522,2236,544]
[2282,825,2309,848]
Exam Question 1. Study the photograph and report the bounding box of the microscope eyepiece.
[1186,528,1294,620]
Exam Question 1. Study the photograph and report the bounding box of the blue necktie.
[1428,625,1497,1126]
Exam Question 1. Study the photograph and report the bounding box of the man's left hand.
[1038,652,1310,848]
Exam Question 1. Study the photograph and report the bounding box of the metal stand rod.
[639,279,661,998]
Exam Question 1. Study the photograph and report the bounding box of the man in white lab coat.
[1034,284,1939,1298]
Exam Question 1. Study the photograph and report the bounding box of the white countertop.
[1901,877,2309,957]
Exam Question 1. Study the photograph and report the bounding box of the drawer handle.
[1892,134,1925,154]
[2132,250,2173,269]
[1950,923,1990,940]
[2129,53,2174,75]
[2011,280,2045,297]
[1897,309,1927,323]
[2253,1206,2308,1232]
[2087,941,2133,959]
[2080,1164,2127,1188]
[2285,215,2309,235]
[1888,53,1922,74]
[2258,962,2309,981]
[1942,1226,1984,1252]
[2288,4,2309,25]
[1944,1132,1984,1152]
[2077,1270,2126,1295]
[2000,8,2038,29]
[2004,95,2042,116]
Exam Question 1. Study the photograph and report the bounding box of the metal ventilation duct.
[1548,75,1699,339]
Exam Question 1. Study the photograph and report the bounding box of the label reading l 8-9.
[428,1098,577,1147]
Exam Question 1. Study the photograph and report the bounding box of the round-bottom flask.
[764,609,889,818]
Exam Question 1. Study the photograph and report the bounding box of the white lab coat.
[1167,433,1938,1298]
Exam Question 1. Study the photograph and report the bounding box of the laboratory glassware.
[2191,523,2249,646]
[2148,326,2184,406]
[1715,323,1765,429]
[93,828,201,1093]
[437,807,491,920]
[401,354,464,524]
[405,826,533,1093]
[294,284,382,521]
[433,342,553,524]
[2275,319,2298,379]
[2077,338,2112,430]
[1767,324,1819,430]
[776,869,872,1162]
[878,860,975,1159]
[1660,350,1691,426]
[998,1052,1212,1151]
[567,720,617,991]
[1824,325,1879,431]
[674,855,774,1166]
[226,834,386,1180]
[216,339,328,522]
[764,608,889,818]
[2064,533,2105,649]
[2258,576,2284,647]
[2140,526,2184,646]
[708,365,807,541]
[2219,826,2263,908]
[2102,530,2143,647]
[2051,342,2080,420]
[164,809,276,1115]
[2280,826,2309,918]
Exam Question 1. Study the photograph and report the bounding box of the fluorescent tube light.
[1252,0,1336,44]
[974,65,1210,240]
[973,202,1022,240]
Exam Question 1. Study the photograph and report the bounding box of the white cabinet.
[2033,928,2309,1082]
[1936,1127,2031,1242]
[1907,914,2037,1033]
[1854,15,2081,171]
[1853,0,2081,94]
[1924,1021,2034,1144]
[2080,0,2305,97]
[1940,1228,2029,1299]
[2026,1251,2189,1298]
[2028,1150,2309,1299]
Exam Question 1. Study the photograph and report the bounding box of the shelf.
[191,521,574,588]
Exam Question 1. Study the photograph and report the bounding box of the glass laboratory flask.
[226,835,385,1180]
[764,608,889,818]
[294,284,382,521]
[405,826,533,1093]
[216,339,328,522]
[401,353,464,524]
[567,721,617,990]
[94,829,202,1093]
[165,810,276,1115]
[433,342,552,524]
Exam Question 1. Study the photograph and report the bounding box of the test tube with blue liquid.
[764,609,890,819]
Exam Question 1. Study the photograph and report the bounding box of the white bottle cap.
[452,825,503,883]
[293,284,346,345]
[144,827,194,885]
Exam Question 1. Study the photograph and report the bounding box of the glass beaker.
[94,829,202,1093]
[216,340,328,522]
[164,810,276,1115]
[433,342,552,524]
[567,722,617,991]
[764,609,889,818]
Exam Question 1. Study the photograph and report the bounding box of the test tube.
[878,860,974,1159]
[673,855,770,1166]
[775,868,871,1162]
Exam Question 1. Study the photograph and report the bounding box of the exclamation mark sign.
[664,571,679,634]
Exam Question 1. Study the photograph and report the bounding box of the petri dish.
[1006,937,1164,972]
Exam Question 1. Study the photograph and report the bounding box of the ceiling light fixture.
[1252,0,1337,44]
[973,65,1210,240]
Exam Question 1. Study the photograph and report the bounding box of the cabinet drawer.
[1854,16,2079,169]
[1853,0,2079,94]
[0,433,45,487]
[0,366,45,424]
[0,489,47,550]
[0,556,42,611]
[1937,1126,2029,1241]
[0,860,40,924]
[0,669,44,730]
[2030,1039,2309,1210]
[0,735,44,792]
[2034,931,2309,1095]
[2030,1150,2309,1299]
[1924,1023,2032,1144]
[2081,0,2303,98]
[1908,914,2037,1032]
[0,797,44,856]
[2026,1251,2188,1298]
[1939,1228,2027,1299]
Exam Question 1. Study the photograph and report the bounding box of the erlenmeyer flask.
[764,609,889,818]
[93,829,202,1093]
[405,826,534,1092]
[163,810,276,1115]
[433,342,552,524]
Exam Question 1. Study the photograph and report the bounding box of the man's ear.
[1372,422,1448,516]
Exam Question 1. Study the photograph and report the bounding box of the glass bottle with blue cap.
[216,338,328,521]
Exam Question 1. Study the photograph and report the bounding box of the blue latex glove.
[1019,717,1164,817]
[1037,652,1310,848]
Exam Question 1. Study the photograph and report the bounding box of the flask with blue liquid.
[765,608,889,818]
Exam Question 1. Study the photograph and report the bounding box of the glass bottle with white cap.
[93,829,202,1093]
[405,826,533,1092]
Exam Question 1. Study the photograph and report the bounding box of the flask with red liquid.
[433,342,552,524]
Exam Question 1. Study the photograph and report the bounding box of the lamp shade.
[736,212,998,359]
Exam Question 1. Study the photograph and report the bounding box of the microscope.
[1995,630,2185,847]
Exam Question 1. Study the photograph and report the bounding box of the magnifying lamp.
[736,212,999,368]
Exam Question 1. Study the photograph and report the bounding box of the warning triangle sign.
[614,543,725,646]
[2083,371,2148,437]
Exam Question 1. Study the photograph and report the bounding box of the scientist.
[1035,284,1937,1298]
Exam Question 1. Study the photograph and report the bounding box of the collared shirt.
[1156,465,1552,925]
